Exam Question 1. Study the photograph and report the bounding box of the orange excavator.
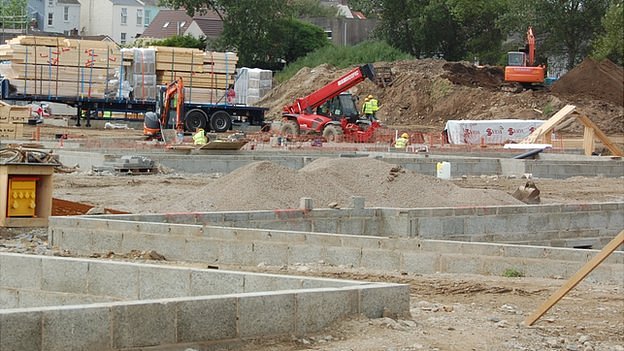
[143,77,184,139]
[504,26,546,92]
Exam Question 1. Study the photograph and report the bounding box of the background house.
[79,0,145,45]
[141,9,223,40]
[27,0,81,35]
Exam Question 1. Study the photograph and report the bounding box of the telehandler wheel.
[280,119,300,136]
[322,124,343,142]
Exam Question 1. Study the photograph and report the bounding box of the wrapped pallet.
[234,67,272,105]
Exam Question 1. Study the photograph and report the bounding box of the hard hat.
[367,95,374,99]
[197,128,204,131]
[401,133,409,138]
[364,97,370,101]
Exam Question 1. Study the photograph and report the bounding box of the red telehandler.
[281,64,384,142]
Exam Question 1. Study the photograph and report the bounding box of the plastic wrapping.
[234,67,272,105]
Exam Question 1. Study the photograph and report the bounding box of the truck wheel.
[210,111,232,132]
[322,125,343,142]
[280,119,300,136]
[185,109,208,131]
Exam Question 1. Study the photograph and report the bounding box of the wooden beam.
[524,230,624,326]
[576,114,624,157]
[583,125,595,156]
[521,105,576,144]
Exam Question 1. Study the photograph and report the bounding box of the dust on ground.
[259,58,624,135]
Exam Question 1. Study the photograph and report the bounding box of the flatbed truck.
[0,78,267,132]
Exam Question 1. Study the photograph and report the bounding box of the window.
[144,9,151,26]
[48,0,53,6]
[120,8,127,25]
[48,12,53,26]
[120,33,127,44]
[63,6,69,21]
[136,9,143,26]
[163,21,169,28]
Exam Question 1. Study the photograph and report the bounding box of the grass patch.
[275,40,412,83]
[430,78,453,100]
[502,268,525,278]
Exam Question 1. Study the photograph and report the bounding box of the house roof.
[142,9,223,39]
[141,0,161,6]
[352,11,366,19]
[110,0,144,6]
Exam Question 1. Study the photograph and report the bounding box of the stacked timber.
[151,46,237,103]
[0,101,28,138]
[0,36,125,98]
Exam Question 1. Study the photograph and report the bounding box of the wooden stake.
[576,114,624,157]
[524,230,624,326]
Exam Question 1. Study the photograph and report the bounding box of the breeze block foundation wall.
[0,253,408,351]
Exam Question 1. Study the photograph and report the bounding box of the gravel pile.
[184,157,522,211]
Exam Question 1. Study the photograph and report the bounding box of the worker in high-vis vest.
[363,96,376,121]
[394,133,409,149]
[193,128,207,145]
[368,94,379,119]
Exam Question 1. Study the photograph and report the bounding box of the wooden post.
[524,230,624,326]
[576,114,624,157]
[583,125,595,156]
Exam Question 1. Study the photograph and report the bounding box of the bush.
[275,40,412,82]
[502,268,525,278]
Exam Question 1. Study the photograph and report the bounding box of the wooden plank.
[8,79,112,98]
[576,114,624,157]
[520,105,576,144]
[1,64,114,82]
[524,230,624,326]
[155,62,205,72]
[2,49,123,69]
[0,123,24,138]
[583,125,595,156]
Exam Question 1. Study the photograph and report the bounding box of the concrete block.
[42,306,111,351]
[288,244,325,265]
[311,218,338,233]
[60,229,92,254]
[239,292,296,338]
[440,254,483,274]
[176,297,238,343]
[190,270,245,296]
[223,212,250,223]
[243,274,302,293]
[587,212,609,230]
[380,238,422,251]
[304,233,342,246]
[112,301,176,349]
[338,218,367,236]
[0,288,19,308]
[0,254,41,290]
[325,246,362,268]
[87,261,140,299]
[0,310,42,350]
[464,217,487,235]
[402,252,439,274]
[361,249,401,272]
[607,211,624,230]
[264,230,307,243]
[138,266,191,299]
[506,215,530,233]
[252,242,289,266]
[90,229,123,253]
[429,208,455,216]
[16,290,65,308]
[340,235,383,249]
[417,218,443,238]
[484,216,508,234]
[42,258,88,294]
[442,217,465,236]
[351,196,365,210]
[359,284,410,318]
[300,197,314,210]
[295,289,358,336]
[220,241,255,266]
[184,238,221,264]
[523,258,576,279]
[122,233,187,261]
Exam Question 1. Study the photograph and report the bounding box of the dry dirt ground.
[38,160,624,351]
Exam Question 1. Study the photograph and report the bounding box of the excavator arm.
[160,77,185,132]
[283,64,376,115]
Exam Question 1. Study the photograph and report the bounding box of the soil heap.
[184,157,522,211]
[551,58,624,106]
[259,59,623,134]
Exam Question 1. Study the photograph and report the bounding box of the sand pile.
[183,157,522,211]
[551,58,624,106]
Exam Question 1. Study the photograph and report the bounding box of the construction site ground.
[2,57,624,350]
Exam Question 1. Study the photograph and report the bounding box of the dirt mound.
[441,62,504,90]
[552,58,624,106]
[185,157,522,211]
[259,58,623,135]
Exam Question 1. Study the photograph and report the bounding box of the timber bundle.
[0,36,237,102]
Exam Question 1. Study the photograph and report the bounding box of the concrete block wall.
[56,150,624,179]
[0,253,409,350]
[84,202,624,249]
[49,217,624,284]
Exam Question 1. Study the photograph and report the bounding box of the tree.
[502,0,611,69]
[0,0,27,29]
[348,0,384,18]
[270,17,330,65]
[592,1,623,65]
[160,0,329,68]
[289,0,336,18]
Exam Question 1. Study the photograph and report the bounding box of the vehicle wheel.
[185,109,208,131]
[280,119,300,136]
[322,124,343,142]
[210,110,232,132]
